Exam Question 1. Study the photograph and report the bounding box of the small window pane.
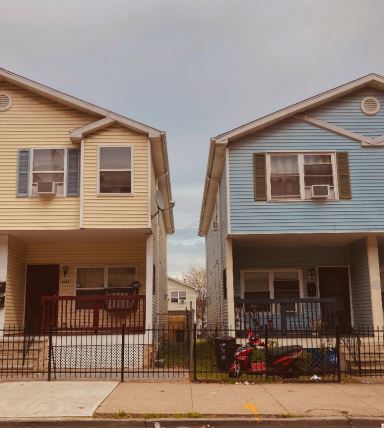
[32,173,64,183]
[100,171,131,193]
[171,292,178,303]
[274,272,300,300]
[271,175,300,197]
[271,155,298,174]
[76,268,105,290]
[304,154,331,164]
[179,291,186,300]
[33,149,64,171]
[244,272,269,292]
[100,147,131,169]
[304,176,334,187]
[108,267,136,288]
[304,164,333,175]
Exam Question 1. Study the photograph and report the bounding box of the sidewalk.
[0,381,383,421]
[96,381,384,419]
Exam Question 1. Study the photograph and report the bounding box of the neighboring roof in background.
[167,276,197,291]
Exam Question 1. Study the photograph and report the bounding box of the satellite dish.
[155,189,165,211]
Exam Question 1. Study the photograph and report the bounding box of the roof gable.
[199,73,384,236]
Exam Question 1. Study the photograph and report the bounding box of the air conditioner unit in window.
[311,185,330,199]
[179,299,186,304]
[37,181,57,195]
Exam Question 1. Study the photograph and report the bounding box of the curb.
[0,416,383,428]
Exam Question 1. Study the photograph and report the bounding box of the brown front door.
[318,267,351,328]
[25,265,59,332]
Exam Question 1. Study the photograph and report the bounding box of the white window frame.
[29,148,67,197]
[266,152,338,201]
[75,265,138,294]
[240,268,304,300]
[170,290,187,303]
[97,145,134,196]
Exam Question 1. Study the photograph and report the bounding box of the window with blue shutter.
[67,148,80,196]
[16,149,30,197]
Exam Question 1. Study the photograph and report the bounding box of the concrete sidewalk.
[96,382,384,419]
[0,381,118,418]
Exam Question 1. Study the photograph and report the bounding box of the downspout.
[79,138,85,228]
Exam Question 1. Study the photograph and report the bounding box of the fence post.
[264,325,269,380]
[193,323,197,382]
[335,324,341,383]
[47,323,53,382]
[121,324,126,382]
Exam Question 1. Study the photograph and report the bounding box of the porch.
[225,234,384,331]
[0,229,155,333]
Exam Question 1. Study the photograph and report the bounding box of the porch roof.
[231,232,384,248]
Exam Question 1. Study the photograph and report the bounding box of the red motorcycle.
[229,330,303,378]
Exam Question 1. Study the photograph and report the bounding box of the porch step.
[0,337,48,376]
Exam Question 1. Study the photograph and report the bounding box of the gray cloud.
[1,0,384,276]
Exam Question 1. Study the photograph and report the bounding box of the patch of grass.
[112,409,131,419]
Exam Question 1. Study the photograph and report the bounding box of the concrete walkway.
[96,382,384,419]
[0,381,118,418]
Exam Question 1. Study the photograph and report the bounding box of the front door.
[318,267,351,328]
[25,265,59,332]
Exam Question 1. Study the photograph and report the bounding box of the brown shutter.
[253,153,267,201]
[336,152,352,200]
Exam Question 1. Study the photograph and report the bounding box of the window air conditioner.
[310,185,330,199]
[37,182,57,195]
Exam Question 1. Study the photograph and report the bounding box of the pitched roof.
[199,73,384,236]
[167,276,197,291]
[0,67,174,233]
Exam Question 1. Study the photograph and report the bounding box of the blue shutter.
[67,148,80,196]
[16,149,30,197]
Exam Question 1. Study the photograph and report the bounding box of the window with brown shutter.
[336,152,352,200]
[253,153,267,201]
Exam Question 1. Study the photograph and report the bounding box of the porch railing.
[41,294,146,333]
[235,298,338,334]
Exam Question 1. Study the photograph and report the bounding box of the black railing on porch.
[235,298,338,335]
[41,294,146,333]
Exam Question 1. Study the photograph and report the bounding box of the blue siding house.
[199,74,384,332]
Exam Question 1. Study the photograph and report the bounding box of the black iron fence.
[0,325,382,382]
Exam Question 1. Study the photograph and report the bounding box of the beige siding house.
[0,68,174,334]
[167,276,197,314]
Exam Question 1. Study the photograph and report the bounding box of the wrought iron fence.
[0,325,382,382]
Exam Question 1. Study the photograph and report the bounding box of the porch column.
[0,236,8,331]
[226,237,235,330]
[145,234,154,329]
[366,236,384,327]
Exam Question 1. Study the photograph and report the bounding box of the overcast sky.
[1,0,384,276]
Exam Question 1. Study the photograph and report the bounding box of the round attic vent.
[361,96,380,116]
[0,93,12,111]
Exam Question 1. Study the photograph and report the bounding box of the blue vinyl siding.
[308,88,384,139]
[229,119,384,233]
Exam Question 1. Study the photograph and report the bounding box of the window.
[170,291,187,303]
[268,153,336,200]
[242,269,303,303]
[31,149,65,196]
[76,266,137,296]
[99,147,132,194]
[243,271,270,301]
[270,155,300,198]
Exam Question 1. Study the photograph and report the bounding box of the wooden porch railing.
[41,294,146,333]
